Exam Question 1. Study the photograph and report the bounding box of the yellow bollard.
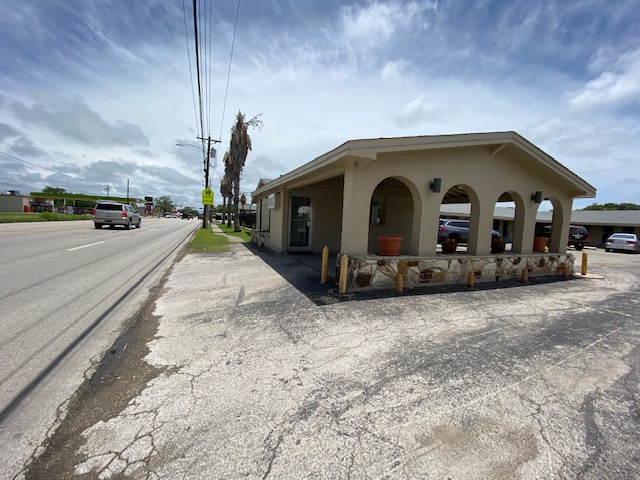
[396,274,404,293]
[467,271,475,288]
[521,267,529,283]
[321,246,329,284]
[339,254,348,294]
[581,251,588,275]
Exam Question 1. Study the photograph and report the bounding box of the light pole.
[176,142,216,229]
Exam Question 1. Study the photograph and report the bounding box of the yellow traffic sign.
[202,187,213,205]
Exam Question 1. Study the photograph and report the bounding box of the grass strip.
[0,212,93,223]
[189,226,230,253]
[217,224,251,242]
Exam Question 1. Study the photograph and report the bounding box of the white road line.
[146,228,157,232]
[67,241,104,252]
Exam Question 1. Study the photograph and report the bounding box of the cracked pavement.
[25,244,640,479]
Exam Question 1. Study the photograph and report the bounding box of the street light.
[175,141,218,229]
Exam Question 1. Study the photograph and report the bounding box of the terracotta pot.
[442,242,457,254]
[491,240,506,254]
[533,236,548,252]
[377,235,403,256]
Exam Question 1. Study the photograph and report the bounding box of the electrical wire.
[0,151,106,189]
[218,0,241,143]
[192,0,205,142]
[181,0,200,138]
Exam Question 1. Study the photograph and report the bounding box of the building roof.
[252,131,596,199]
[440,205,640,227]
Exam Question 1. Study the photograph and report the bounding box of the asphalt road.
[20,242,640,479]
[0,217,199,479]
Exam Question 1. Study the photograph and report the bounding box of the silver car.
[605,233,640,253]
[93,201,141,229]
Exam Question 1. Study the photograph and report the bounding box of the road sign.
[202,187,213,205]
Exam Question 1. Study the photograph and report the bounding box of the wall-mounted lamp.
[430,178,442,193]
[531,191,543,203]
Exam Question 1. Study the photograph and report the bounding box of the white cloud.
[568,47,640,108]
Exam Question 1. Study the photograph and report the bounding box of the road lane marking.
[67,241,105,251]
[146,228,157,232]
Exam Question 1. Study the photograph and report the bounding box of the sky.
[0,0,638,210]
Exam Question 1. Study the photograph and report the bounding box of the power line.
[218,0,241,143]
[181,0,200,138]
[192,0,205,141]
[0,151,105,189]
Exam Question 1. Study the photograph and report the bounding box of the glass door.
[289,195,312,251]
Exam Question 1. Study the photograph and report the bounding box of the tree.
[581,202,640,211]
[43,186,67,194]
[227,111,263,232]
[221,152,233,228]
[155,195,174,215]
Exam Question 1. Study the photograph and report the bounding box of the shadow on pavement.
[240,243,582,306]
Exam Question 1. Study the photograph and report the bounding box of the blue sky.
[0,0,638,209]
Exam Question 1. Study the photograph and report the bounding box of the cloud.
[9,137,47,157]
[568,47,640,109]
[9,95,150,147]
[0,121,20,141]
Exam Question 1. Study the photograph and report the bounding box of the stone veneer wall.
[337,253,575,291]
[251,231,271,249]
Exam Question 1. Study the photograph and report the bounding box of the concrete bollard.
[521,268,529,283]
[321,246,329,284]
[339,255,348,294]
[467,271,475,288]
[581,251,588,275]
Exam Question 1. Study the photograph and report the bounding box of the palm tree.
[228,111,262,232]
[220,152,233,227]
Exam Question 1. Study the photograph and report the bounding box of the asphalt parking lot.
[27,245,640,479]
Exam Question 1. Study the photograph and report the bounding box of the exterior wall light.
[430,178,442,193]
[532,191,543,203]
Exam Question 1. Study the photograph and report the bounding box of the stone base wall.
[337,253,575,291]
[251,230,271,249]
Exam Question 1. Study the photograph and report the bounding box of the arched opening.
[438,184,484,254]
[493,191,526,253]
[367,177,417,254]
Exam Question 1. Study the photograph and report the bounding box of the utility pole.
[197,135,221,229]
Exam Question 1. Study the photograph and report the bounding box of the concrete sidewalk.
[36,243,640,478]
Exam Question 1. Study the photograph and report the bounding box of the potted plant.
[441,237,457,254]
[491,236,506,254]
[377,234,403,256]
[533,227,548,252]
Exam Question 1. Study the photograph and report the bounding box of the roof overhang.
[252,131,596,199]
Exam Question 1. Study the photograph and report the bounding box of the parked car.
[93,201,141,229]
[605,233,640,253]
[542,224,590,250]
[437,219,501,244]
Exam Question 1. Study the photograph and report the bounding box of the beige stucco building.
[252,132,596,260]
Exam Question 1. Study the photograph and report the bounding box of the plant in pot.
[377,234,403,256]
[441,237,457,254]
[491,236,506,254]
[533,227,549,252]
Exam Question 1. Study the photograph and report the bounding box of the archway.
[367,177,418,254]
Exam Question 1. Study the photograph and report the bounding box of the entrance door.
[289,195,312,251]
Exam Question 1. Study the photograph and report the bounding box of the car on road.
[605,233,640,253]
[93,201,141,229]
[437,218,501,244]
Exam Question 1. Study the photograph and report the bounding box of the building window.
[370,196,384,225]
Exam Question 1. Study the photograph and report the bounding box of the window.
[370,196,384,224]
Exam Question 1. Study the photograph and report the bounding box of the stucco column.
[548,197,573,254]
[340,162,370,255]
[417,197,439,255]
[467,197,494,255]
[518,204,539,254]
